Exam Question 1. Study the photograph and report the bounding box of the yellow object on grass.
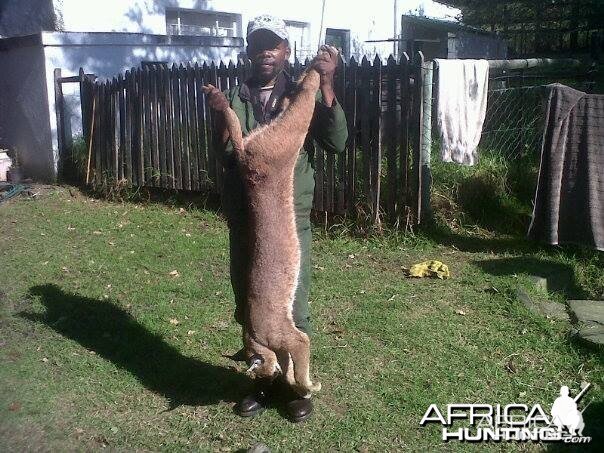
[408,260,450,279]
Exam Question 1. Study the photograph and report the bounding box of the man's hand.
[201,84,229,113]
[313,45,339,81]
[312,45,339,107]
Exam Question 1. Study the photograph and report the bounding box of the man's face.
[247,30,291,84]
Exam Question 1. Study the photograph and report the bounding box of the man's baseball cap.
[246,14,289,42]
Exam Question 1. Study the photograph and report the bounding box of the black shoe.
[286,395,313,423]
[236,379,273,417]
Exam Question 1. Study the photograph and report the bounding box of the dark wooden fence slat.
[235,59,245,87]
[79,69,91,149]
[227,60,236,91]
[171,64,183,189]
[105,81,113,182]
[371,55,382,226]
[187,64,199,191]
[312,61,325,213]
[124,71,133,183]
[360,56,371,209]
[136,68,145,185]
[94,83,103,185]
[345,57,358,216]
[215,61,228,192]
[149,67,158,185]
[157,66,168,188]
[179,64,191,191]
[141,67,152,185]
[335,55,346,215]
[386,55,398,222]
[112,78,119,180]
[133,68,142,186]
[206,61,218,188]
[103,80,110,179]
[117,75,125,181]
[150,66,160,186]
[195,63,208,187]
[163,66,174,189]
[399,53,411,215]
[101,81,108,180]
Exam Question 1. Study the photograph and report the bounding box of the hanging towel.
[435,59,489,165]
[528,84,604,251]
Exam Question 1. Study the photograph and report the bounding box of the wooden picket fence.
[76,53,425,226]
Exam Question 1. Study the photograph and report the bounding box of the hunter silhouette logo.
[420,382,592,443]
[551,384,589,437]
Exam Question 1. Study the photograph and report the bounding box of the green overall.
[217,71,348,334]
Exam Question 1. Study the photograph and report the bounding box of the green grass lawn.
[1,186,602,452]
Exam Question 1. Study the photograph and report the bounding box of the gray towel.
[528,84,604,251]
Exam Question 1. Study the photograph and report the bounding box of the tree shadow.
[421,223,539,255]
[20,284,249,410]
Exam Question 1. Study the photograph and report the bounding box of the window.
[325,28,350,60]
[166,8,241,38]
[285,20,312,61]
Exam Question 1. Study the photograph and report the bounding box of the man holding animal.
[203,15,347,422]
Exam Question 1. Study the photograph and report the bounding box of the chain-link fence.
[480,84,546,159]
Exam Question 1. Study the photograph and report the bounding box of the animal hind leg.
[244,331,280,380]
[276,351,295,387]
[284,329,321,396]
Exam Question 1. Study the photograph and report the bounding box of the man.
[204,14,347,422]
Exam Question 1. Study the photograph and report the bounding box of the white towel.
[435,59,489,166]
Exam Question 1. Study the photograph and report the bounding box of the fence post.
[420,60,433,224]
[411,51,424,225]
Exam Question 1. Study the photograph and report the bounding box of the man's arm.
[309,45,348,153]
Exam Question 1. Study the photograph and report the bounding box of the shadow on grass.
[20,284,249,410]
[473,256,587,300]
[421,222,538,254]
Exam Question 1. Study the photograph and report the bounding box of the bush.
[430,145,539,235]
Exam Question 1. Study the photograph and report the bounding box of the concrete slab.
[516,288,570,322]
[568,300,604,345]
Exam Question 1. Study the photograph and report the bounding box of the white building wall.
[57,0,460,60]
